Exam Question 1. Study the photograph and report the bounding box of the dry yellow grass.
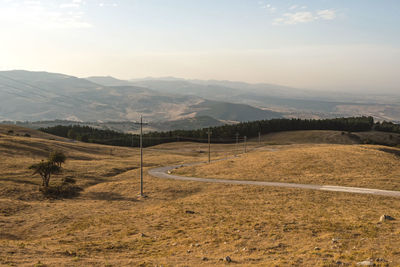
[0,124,67,141]
[1,127,400,266]
[175,144,400,191]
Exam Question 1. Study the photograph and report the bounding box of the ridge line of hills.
[1,70,400,132]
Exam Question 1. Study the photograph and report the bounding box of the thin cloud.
[60,3,81,8]
[274,11,314,25]
[273,9,337,25]
[0,0,94,29]
[317,9,336,20]
[258,1,277,13]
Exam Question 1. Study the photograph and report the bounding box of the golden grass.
[175,144,400,191]
[1,127,400,266]
[0,124,67,141]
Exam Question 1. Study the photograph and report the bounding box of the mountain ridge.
[0,70,283,124]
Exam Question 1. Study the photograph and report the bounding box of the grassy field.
[174,143,400,191]
[1,127,400,266]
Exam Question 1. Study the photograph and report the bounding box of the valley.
[2,70,400,130]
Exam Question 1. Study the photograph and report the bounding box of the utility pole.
[140,116,144,197]
[258,131,261,144]
[244,136,247,153]
[235,132,239,155]
[207,128,212,163]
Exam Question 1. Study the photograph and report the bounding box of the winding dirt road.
[149,162,400,198]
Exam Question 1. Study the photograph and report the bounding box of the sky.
[0,0,399,92]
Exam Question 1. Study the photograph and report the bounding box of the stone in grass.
[356,260,374,266]
[225,256,232,263]
[379,214,395,222]
[185,210,195,214]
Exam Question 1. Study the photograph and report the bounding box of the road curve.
[148,163,400,198]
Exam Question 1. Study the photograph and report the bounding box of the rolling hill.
[188,100,282,121]
[0,70,282,123]
[129,77,400,121]
[3,70,400,124]
[2,125,400,266]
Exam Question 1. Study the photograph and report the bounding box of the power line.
[0,74,91,106]
[0,88,39,101]
[0,82,48,100]
[0,85,79,117]
[0,80,81,110]
[0,74,122,115]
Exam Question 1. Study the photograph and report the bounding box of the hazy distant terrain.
[5,116,225,133]
[129,78,400,122]
[0,70,282,124]
[1,70,400,128]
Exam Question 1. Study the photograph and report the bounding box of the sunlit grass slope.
[1,126,400,266]
[174,144,400,190]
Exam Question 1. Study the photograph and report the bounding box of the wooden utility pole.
[235,132,239,155]
[140,116,144,197]
[207,128,212,163]
[244,136,247,153]
[258,131,261,144]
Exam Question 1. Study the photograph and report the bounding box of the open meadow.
[174,144,400,191]
[1,126,400,266]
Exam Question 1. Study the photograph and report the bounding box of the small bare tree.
[29,160,61,187]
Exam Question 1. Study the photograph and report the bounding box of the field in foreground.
[1,127,400,266]
[174,144,400,191]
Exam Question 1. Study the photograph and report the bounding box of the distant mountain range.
[1,70,400,132]
[0,70,282,125]
[88,75,400,122]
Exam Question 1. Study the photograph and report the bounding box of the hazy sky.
[0,0,399,92]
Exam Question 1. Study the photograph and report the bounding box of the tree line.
[375,121,400,134]
[40,116,375,148]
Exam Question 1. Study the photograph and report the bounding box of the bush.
[7,130,14,135]
[40,184,82,199]
[29,151,80,198]
[48,150,66,167]
[24,133,31,137]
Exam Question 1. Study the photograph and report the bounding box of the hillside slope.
[0,124,68,141]
[2,126,400,266]
[175,143,400,190]
[190,100,282,121]
[0,70,282,122]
